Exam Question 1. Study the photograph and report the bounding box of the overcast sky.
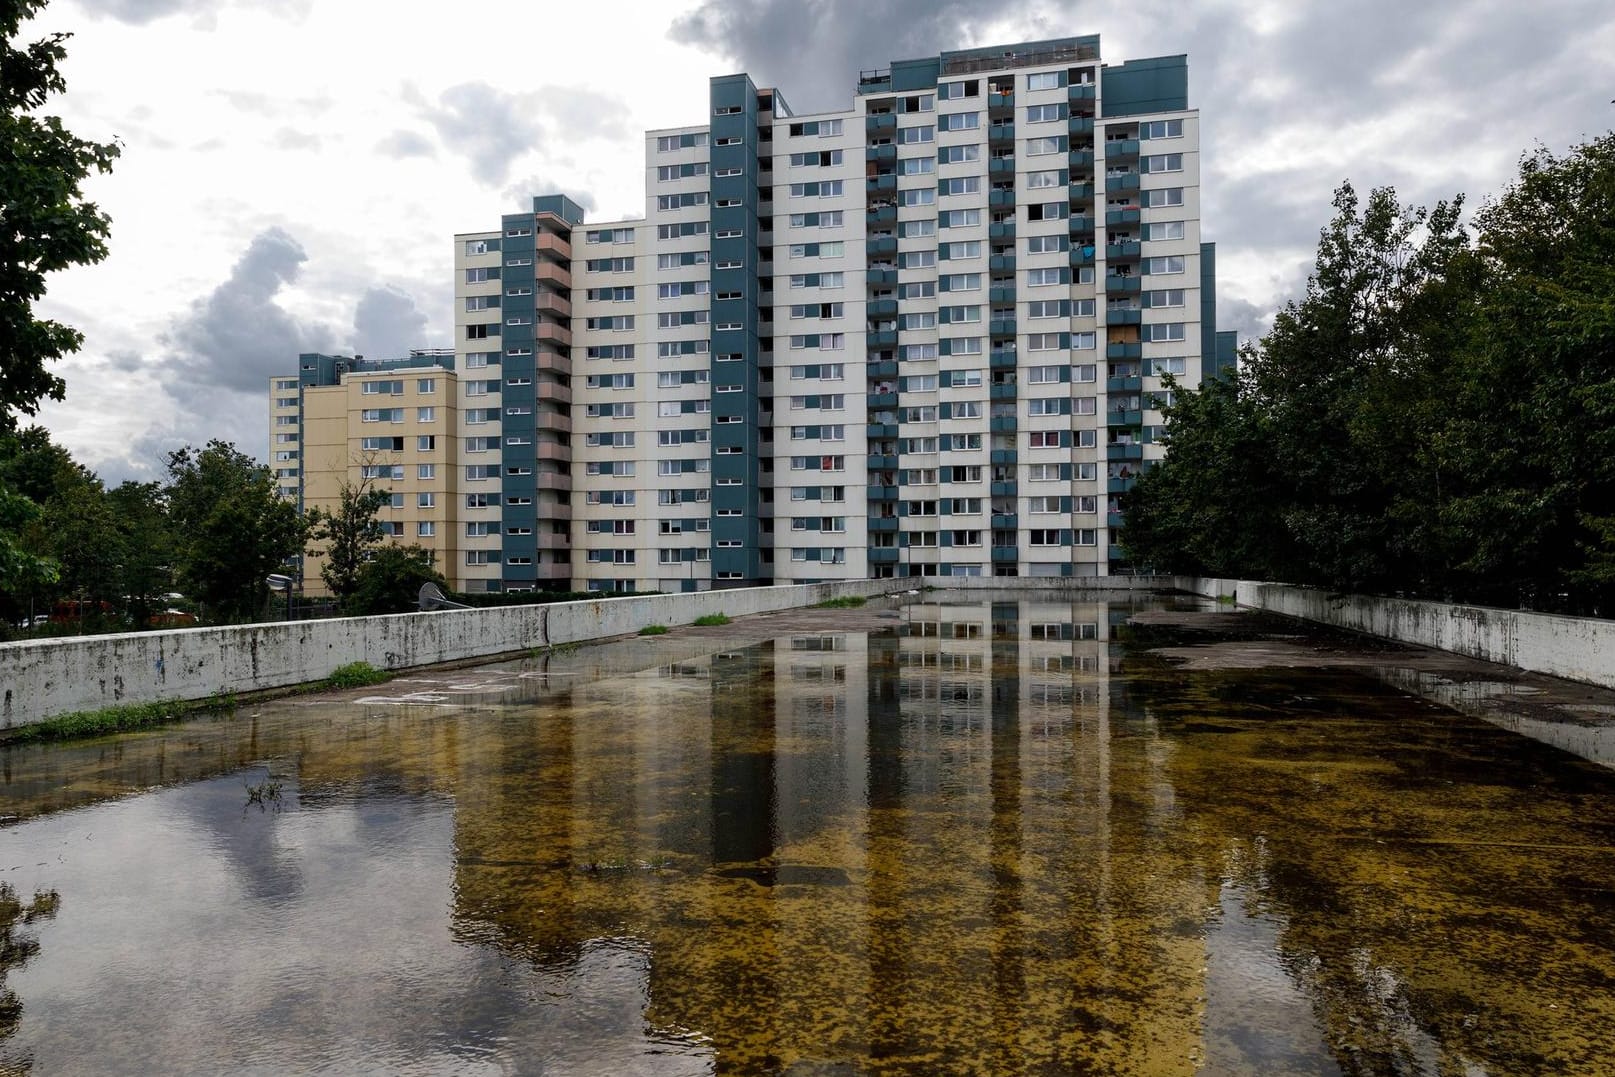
[24,0,1615,485]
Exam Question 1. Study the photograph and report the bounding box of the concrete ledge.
[0,578,905,730]
[1174,576,1615,690]
[933,575,1176,591]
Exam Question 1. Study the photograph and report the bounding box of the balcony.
[866,174,897,194]
[989,382,1018,400]
[866,113,897,132]
[867,330,897,347]
[991,513,1017,529]
[988,254,1017,272]
[1106,342,1142,360]
[534,262,570,287]
[869,547,899,563]
[534,291,572,317]
[1067,182,1095,203]
[990,449,1018,465]
[868,484,899,501]
[1107,375,1143,393]
[988,122,1015,143]
[1106,309,1142,326]
[534,347,571,374]
[536,471,573,492]
[867,454,898,470]
[865,422,897,438]
[1068,117,1095,137]
[867,391,898,408]
[989,351,1017,369]
[988,285,1015,303]
[866,204,897,227]
[1107,408,1144,427]
[1105,173,1141,194]
[987,89,1015,111]
[991,545,1019,562]
[535,322,572,345]
[989,317,1016,337]
[867,359,898,377]
[865,143,897,162]
[1105,137,1140,159]
[1107,477,1135,495]
[1106,241,1142,260]
[990,481,1017,497]
[988,221,1016,240]
[989,416,1018,433]
[1069,150,1095,169]
[534,232,571,261]
[1070,246,1096,267]
[866,235,898,256]
[988,157,1016,175]
[866,267,897,286]
[1068,214,1097,234]
[1068,83,1097,103]
[988,188,1016,207]
[868,516,900,532]
[1105,274,1141,293]
[867,297,898,317]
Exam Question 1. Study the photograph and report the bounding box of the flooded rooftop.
[0,591,1612,1075]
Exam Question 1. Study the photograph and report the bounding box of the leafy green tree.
[0,0,120,433]
[165,441,303,622]
[106,480,173,626]
[305,472,392,609]
[348,544,446,615]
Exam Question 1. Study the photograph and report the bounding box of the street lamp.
[265,574,294,621]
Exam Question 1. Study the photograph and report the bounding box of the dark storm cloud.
[160,226,333,400]
[410,81,634,186]
[671,0,1615,332]
[353,286,431,362]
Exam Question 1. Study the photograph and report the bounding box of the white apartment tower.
[441,35,1234,594]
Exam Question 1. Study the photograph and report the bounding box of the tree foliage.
[165,440,303,622]
[1,0,120,432]
[305,471,391,608]
[347,544,445,616]
[1126,134,1615,613]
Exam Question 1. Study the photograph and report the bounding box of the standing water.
[0,593,1612,1075]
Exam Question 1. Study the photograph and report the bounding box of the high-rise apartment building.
[284,35,1235,596]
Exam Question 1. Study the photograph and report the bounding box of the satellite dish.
[418,582,472,611]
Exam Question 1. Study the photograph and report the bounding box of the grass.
[692,613,731,627]
[321,661,391,689]
[9,692,237,745]
[638,624,670,636]
[814,596,867,609]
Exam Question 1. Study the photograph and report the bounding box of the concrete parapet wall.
[937,575,1175,591]
[0,579,904,730]
[1174,576,1615,690]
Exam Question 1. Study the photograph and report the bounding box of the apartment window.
[1025,137,1063,156]
[899,188,936,207]
[1024,104,1066,123]
[1026,234,1068,254]
[1144,322,1187,342]
[1026,72,1061,91]
[1073,332,1097,349]
[1149,357,1188,377]
[1146,256,1187,275]
[1143,119,1184,140]
[417,465,435,480]
[937,112,980,131]
[464,239,497,256]
[1145,153,1184,173]
[1026,169,1063,189]
[937,177,979,196]
[585,228,635,244]
[938,144,980,163]
[417,407,436,422]
[1147,289,1186,308]
[361,408,404,423]
[416,492,435,508]
[1029,431,1061,448]
[1026,267,1066,286]
[1145,221,1186,241]
[1144,188,1185,208]
[897,126,935,144]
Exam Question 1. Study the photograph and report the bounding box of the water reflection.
[0,594,1611,1074]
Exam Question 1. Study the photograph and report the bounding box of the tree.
[1,0,120,432]
[348,545,446,615]
[106,480,173,626]
[305,471,391,608]
[165,441,303,622]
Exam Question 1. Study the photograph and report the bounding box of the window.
[585,257,635,272]
[1145,221,1186,241]
[1027,300,1065,319]
[941,273,981,291]
[417,464,435,480]
[1028,430,1061,449]
[938,79,979,100]
[1025,234,1068,254]
[1143,119,1184,140]
[1025,103,1066,123]
[361,408,404,423]
[1144,187,1184,208]
[898,156,935,175]
[937,112,980,131]
[417,407,436,422]
[585,227,635,244]
[1025,137,1064,156]
[1026,267,1066,286]
[1146,256,1186,275]
[1147,288,1186,307]
[899,250,936,269]
[1026,72,1061,91]
[939,209,980,228]
[1145,322,1187,342]
[937,176,980,196]
[464,239,498,256]
[1145,153,1184,173]
[1148,356,1188,377]
[898,188,936,207]
[897,125,935,144]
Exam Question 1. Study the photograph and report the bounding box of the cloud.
[410,81,633,186]
[500,175,598,216]
[161,226,333,399]
[352,286,430,362]
[374,130,436,159]
[74,0,311,26]
[272,128,321,151]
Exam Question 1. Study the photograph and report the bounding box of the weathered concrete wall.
[0,579,904,730]
[1174,577,1615,690]
[933,575,1175,592]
